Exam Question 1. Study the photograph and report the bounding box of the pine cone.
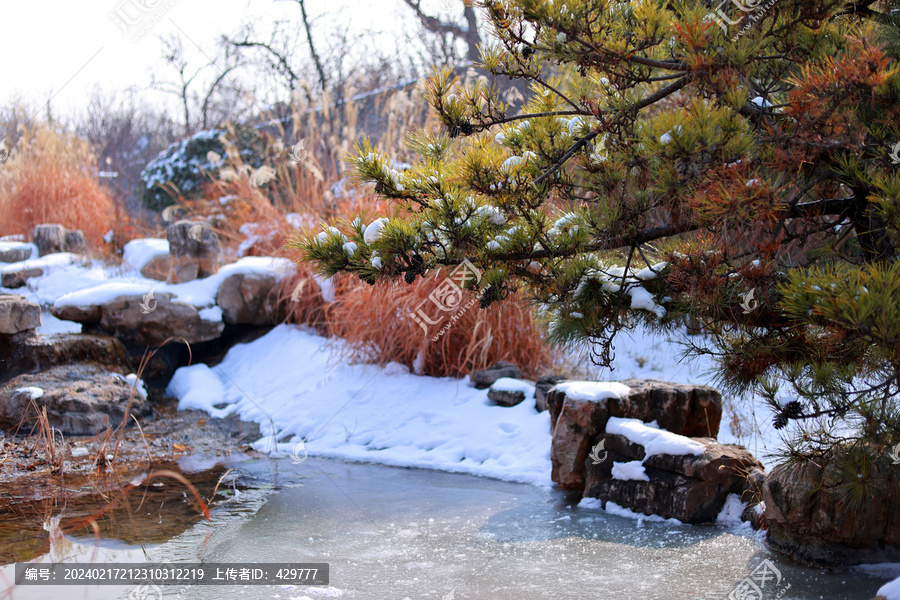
[773,414,788,430]
[479,285,498,309]
[404,270,417,284]
[782,401,803,419]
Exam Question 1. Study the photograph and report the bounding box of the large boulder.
[0,364,150,436]
[471,361,522,389]
[32,224,66,256]
[51,292,224,346]
[0,332,131,385]
[141,254,171,281]
[167,220,220,283]
[486,378,534,407]
[0,295,41,335]
[549,379,722,490]
[31,224,87,256]
[63,230,87,255]
[583,428,764,523]
[534,374,566,412]
[764,460,900,566]
[216,272,281,325]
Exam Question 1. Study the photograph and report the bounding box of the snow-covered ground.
[168,324,553,485]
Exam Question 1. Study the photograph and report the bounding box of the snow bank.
[167,364,231,418]
[165,325,553,487]
[53,281,154,308]
[0,252,77,275]
[123,238,169,272]
[879,577,900,600]
[555,381,631,402]
[606,417,706,458]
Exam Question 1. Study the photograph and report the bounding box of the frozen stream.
[154,457,885,600]
[1,456,892,599]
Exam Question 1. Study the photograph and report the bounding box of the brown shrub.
[0,123,116,245]
[325,272,551,379]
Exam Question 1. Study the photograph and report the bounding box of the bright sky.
[1,0,451,120]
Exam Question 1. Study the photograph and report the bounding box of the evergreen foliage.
[298,0,900,495]
[141,124,268,212]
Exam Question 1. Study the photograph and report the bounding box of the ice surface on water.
[156,459,886,600]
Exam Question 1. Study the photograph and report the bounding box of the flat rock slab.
[584,433,763,523]
[0,242,35,263]
[0,295,41,335]
[471,361,522,389]
[548,379,723,490]
[0,332,131,385]
[51,293,224,346]
[216,271,281,325]
[0,364,150,436]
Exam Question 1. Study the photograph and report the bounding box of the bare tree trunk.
[297,0,328,92]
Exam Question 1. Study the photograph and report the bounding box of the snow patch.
[611,460,649,482]
[716,493,747,526]
[15,387,44,399]
[555,381,631,402]
[606,417,706,458]
[199,306,223,322]
[122,238,169,272]
[364,218,388,244]
[491,378,535,397]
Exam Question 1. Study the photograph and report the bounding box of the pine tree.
[297,0,900,500]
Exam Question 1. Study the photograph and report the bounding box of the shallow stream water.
[0,455,894,600]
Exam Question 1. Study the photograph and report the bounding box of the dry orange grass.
[325,273,551,379]
[0,123,115,245]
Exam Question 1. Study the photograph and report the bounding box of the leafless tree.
[74,87,181,214]
[151,35,253,135]
[401,0,483,64]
